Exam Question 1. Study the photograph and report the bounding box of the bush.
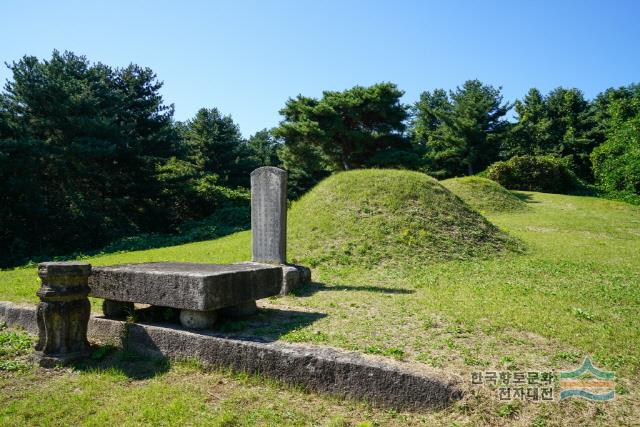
[485,155,575,193]
[591,120,640,204]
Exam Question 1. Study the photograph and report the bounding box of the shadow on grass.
[73,346,170,380]
[109,305,329,344]
[512,191,539,203]
[82,279,411,358]
[291,281,415,298]
[213,308,328,342]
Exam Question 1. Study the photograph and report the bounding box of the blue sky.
[2,0,638,136]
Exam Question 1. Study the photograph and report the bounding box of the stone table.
[89,262,282,328]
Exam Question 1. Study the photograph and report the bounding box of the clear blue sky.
[2,0,638,136]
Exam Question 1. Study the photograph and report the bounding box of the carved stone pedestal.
[33,262,92,367]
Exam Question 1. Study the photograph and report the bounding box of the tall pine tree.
[417,80,511,177]
[0,51,179,265]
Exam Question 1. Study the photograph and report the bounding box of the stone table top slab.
[88,262,283,311]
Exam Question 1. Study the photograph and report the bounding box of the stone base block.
[31,350,89,368]
[281,264,312,295]
[219,301,258,317]
[179,309,217,329]
[103,300,134,319]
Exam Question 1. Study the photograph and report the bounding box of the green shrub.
[485,155,575,193]
[591,120,640,204]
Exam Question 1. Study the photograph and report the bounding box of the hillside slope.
[441,176,528,213]
[287,169,519,267]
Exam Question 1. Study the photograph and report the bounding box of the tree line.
[1,51,638,266]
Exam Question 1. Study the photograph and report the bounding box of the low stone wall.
[0,301,462,410]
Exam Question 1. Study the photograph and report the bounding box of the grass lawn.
[1,171,639,426]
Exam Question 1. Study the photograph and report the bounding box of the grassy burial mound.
[287,169,519,267]
[441,176,528,214]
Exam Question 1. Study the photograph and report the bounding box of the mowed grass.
[1,170,639,426]
[441,176,528,213]
[0,335,422,426]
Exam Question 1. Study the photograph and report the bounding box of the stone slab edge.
[0,301,462,410]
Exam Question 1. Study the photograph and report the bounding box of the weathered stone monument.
[33,262,91,367]
[87,167,311,328]
[251,167,287,264]
[251,166,311,294]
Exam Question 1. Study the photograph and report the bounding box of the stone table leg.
[102,299,134,319]
[179,309,218,329]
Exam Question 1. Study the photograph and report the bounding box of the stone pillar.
[33,262,91,367]
[251,167,287,264]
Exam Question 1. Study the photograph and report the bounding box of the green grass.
[441,176,528,214]
[1,169,639,425]
[1,346,415,426]
[0,322,33,372]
